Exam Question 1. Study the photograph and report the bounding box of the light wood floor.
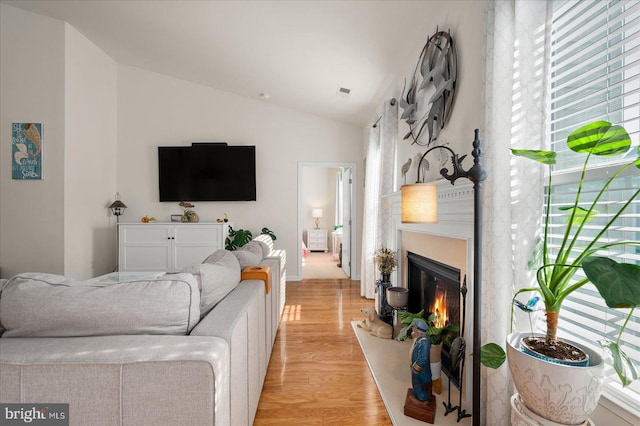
[254,279,392,425]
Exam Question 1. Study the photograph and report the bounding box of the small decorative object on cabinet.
[306,229,327,252]
[178,201,199,223]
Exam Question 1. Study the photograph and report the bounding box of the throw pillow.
[0,273,67,336]
[196,249,241,316]
[232,250,261,270]
[240,241,264,259]
[0,278,7,336]
[252,234,273,257]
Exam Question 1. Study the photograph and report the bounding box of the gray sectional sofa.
[0,236,286,426]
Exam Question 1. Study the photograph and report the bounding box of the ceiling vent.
[336,86,351,98]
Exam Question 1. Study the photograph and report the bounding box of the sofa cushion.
[0,273,67,337]
[196,249,241,316]
[0,273,200,337]
[252,234,273,257]
[232,250,261,270]
[0,278,7,336]
[241,241,264,259]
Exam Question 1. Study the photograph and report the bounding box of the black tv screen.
[158,144,256,201]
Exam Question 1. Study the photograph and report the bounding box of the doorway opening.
[297,162,356,280]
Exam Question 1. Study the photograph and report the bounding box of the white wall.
[117,65,362,280]
[64,24,118,279]
[365,0,486,187]
[0,5,66,278]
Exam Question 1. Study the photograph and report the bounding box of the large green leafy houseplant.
[225,226,277,251]
[481,121,640,386]
[395,310,459,344]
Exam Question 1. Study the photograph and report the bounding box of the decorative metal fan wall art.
[400,30,457,147]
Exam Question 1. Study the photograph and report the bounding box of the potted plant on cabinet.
[481,121,640,424]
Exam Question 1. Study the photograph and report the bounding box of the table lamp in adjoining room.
[312,208,323,229]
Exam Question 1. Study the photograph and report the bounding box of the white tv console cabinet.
[118,222,231,272]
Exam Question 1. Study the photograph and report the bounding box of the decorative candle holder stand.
[375,280,393,325]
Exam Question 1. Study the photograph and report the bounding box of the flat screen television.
[158,144,256,201]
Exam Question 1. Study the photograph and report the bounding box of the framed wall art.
[12,122,43,180]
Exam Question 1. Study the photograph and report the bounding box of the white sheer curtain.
[481,1,552,424]
[361,100,398,298]
[361,124,381,298]
[380,100,398,251]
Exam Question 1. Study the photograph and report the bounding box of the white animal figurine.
[358,306,393,339]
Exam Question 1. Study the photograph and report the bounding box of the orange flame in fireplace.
[431,289,448,328]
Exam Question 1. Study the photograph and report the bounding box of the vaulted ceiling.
[3,0,442,126]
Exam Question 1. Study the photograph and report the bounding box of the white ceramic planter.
[510,394,594,426]
[507,332,604,425]
[386,287,409,308]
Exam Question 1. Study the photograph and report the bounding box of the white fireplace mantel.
[383,178,474,239]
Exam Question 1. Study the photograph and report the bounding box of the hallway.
[255,279,390,425]
[302,252,349,280]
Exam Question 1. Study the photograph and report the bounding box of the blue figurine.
[409,317,432,401]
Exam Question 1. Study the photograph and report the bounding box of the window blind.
[549,0,640,410]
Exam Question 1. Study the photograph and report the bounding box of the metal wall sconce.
[109,192,127,272]
[109,192,127,218]
[401,129,487,426]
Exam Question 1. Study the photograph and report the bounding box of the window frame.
[545,0,640,414]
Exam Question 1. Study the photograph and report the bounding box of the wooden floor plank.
[255,279,392,425]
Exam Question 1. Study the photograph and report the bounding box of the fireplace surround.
[407,251,463,388]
